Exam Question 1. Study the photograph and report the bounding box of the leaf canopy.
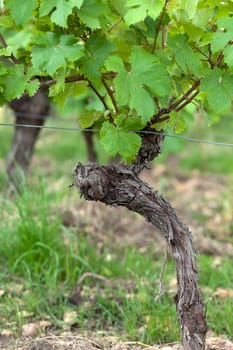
[1,0,233,161]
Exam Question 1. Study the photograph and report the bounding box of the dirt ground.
[1,164,233,350]
[2,333,233,350]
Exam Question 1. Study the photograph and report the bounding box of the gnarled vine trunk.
[73,131,207,349]
[6,89,49,189]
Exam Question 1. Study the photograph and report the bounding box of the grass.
[0,181,232,342]
[0,113,233,343]
[0,180,178,342]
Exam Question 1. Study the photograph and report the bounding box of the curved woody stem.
[73,131,207,349]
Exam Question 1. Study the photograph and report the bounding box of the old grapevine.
[1,1,233,348]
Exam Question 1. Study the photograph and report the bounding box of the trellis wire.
[0,121,233,148]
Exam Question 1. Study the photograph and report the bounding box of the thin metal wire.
[137,129,233,147]
[0,122,99,132]
[0,122,233,147]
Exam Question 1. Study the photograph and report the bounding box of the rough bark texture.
[6,89,49,188]
[131,130,165,174]
[73,131,207,349]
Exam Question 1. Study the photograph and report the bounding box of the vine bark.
[73,131,207,349]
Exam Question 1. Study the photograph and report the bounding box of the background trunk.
[82,130,97,162]
[6,89,49,189]
[73,131,207,349]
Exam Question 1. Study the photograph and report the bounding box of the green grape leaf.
[31,33,83,75]
[0,15,15,28]
[0,65,8,76]
[100,121,141,162]
[7,27,32,55]
[100,121,119,157]
[78,110,102,128]
[170,35,202,75]
[185,0,198,19]
[192,8,212,30]
[118,130,141,163]
[78,0,108,29]
[181,22,203,42]
[211,18,233,53]
[0,47,14,56]
[106,47,171,123]
[1,65,39,100]
[200,68,233,113]
[115,115,145,131]
[109,0,127,17]
[80,33,115,79]
[223,45,233,68]
[125,0,163,25]
[0,92,5,106]
[52,82,87,108]
[5,0,36,26]
[2,65,25,100]
[174,116,186,133]
[39,0,84,28]
[26,79,40,97]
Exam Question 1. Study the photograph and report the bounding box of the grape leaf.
[80,33,115,79]
[211,18,233,53]
[39,0,84,28]
[52,82,87,108]
[31,33,83,75]
[26,78,40,97]
[0,47,14,56]
[5,0,36,26]
[0,15,14,28]
[0,66,8,76]
[106,47,171,123]
[200,68,233,113]
[100,121,141,162]
[7,27,32,55]
[223,45,233,68]
[192,8,212,30]
[185,0,198,19]
[174,116,186,133]
[78,110,102,128]
[125,0,163,25]
[170,35,202,75]
[1,65,39,100]
[78,0,108,29]
[115,115,145,131]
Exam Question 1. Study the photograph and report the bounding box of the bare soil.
[2,333,233,350]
